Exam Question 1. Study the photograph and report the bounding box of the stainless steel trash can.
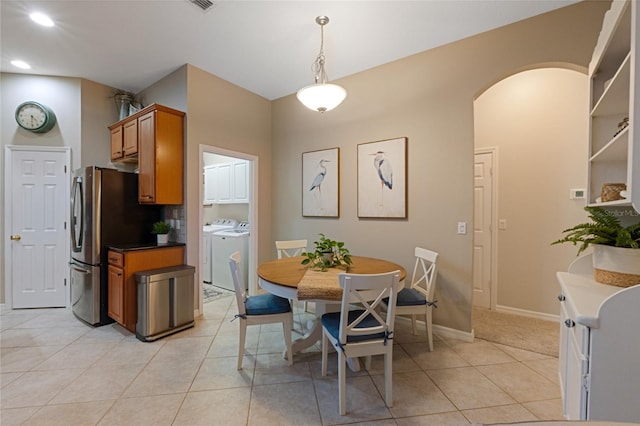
[135,265,195,342]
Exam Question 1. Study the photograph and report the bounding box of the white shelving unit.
[587,0,639,211]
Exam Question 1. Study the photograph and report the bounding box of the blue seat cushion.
[321,310,386,343]
[384,288,427,306]
[245,294,291,315]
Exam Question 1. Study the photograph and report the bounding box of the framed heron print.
[302,147,340,217]
[357,137,407,218]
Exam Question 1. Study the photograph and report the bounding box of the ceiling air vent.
[190,0,213,11]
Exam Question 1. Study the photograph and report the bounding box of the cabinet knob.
[564,319,575,328]
[557,294,566,302]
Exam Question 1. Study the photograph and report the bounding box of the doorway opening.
[199,145,258,312]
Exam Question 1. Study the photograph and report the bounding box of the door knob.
[10,235,21,241]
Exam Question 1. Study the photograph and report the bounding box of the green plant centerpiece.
[301,233,352,271]
[151,221,171,235]
[552,206,640,255]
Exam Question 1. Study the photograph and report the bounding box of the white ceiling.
[1,0,581,101]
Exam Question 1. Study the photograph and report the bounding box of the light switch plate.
[457,222,467,235]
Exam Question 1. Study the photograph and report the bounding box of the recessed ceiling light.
[11,60,31,69]
[29,12,54,27]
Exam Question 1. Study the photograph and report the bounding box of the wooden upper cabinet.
[109,118,138,162]
[138,111,156,203]
[123,119,138,157]
[109,103,185,205]
[137,106,185,204]
[110,125,123,160]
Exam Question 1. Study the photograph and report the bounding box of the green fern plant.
[552,206,640,255]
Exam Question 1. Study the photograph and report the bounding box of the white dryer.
[202,219,237,284]
[212,221,249,291]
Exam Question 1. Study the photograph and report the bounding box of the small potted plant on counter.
[552,206,640,287]
[152,221,172,245]
[301,233,352,271]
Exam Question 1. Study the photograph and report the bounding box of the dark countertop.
[108,242,186,252]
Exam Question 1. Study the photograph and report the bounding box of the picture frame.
[302,147,340,217]
[357,137,407,218]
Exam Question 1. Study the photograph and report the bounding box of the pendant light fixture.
[297,16,347,113]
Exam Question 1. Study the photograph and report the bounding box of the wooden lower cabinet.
[107,246,185,332]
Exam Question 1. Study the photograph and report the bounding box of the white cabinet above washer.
[204,160,249,204]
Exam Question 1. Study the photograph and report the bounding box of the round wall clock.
[15,101,57,133]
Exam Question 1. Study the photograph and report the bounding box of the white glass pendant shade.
[296,83,347,113]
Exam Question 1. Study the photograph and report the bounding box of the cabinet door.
[216,163,233,203]
[565,329,589,420]
[232,161,249,203]
[138,111,156,203]
[123,119,138,157]
[204,165,218,204]
[558,297,569,407]
[110,126,123,160]
[107,264,124,324]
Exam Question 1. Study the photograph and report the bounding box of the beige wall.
[475,68,589,315]
[0,73,117,304]
[81,79,120,168]
[270,1,609,333]
[139,65,271,281]
[0,2,609,333]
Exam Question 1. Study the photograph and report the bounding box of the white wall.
[474,68,589,315]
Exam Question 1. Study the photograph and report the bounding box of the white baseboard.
[494,304,560,323]
[395,316,475,343]
[433,324,475,342]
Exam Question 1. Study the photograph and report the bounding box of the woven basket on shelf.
[601,183,627,202]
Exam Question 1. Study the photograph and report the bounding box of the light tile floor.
[1,295,563,425]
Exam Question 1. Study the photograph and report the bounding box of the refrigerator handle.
[70,176,84,252]
[69,262,91,274]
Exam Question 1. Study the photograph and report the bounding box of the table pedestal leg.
[283,301,361,372]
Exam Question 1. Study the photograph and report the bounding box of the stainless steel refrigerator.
[69,166,161,326]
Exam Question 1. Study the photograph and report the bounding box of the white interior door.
[6,146,70,308]
[473,150,494,309]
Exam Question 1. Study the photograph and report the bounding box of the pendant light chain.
[312,18,328,85]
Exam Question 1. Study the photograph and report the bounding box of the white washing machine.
[212,221,249,291]
[202,219,237,284]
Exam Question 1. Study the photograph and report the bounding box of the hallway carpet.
[473,307,559,357]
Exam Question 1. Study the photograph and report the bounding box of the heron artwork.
[309,159,330,210]
[371,151,392,206]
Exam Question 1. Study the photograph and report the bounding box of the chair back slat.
[411,247,438,300]
[228,251,247,316]
[337,271,400,344]
[276,239,308,259]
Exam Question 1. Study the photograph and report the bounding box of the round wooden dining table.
[257,256,406,364]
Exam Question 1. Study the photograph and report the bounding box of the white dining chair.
[275,239,310,329]
[229,251,293,369]
[275,239,308,259]
[321,270,400,415]
[384,247,439,351]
